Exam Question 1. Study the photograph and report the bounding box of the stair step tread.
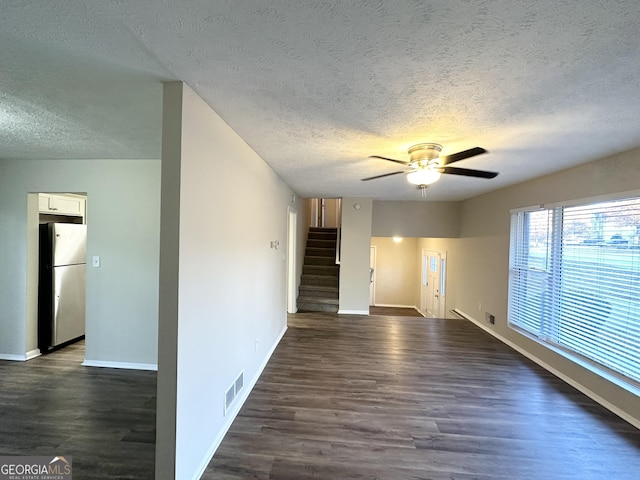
[298,288,338,299]
[306,252,336,259]
[299,228,340,312]
[301,278,339,284]
[304,255,336,261]
[301,281,338,287]
[303,266,339,273]
[299,285,338,291]
[297,303,339,313]
[297,297,339,305]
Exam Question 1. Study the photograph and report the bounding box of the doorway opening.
[420,249,447,318]
[309,198,342,228]
[28,192,88,362]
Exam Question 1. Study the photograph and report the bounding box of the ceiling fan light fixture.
[408,143,442,164]
[407,168,441,186]
[364,143,494,190]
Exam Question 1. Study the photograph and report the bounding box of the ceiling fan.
[362,143,498,191]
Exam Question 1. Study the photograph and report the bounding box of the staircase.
[297,227,340,313]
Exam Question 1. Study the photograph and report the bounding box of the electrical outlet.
[477,302,482,311]
[486,313,496,325]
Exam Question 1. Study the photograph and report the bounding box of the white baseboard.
[82,359,158,371]
[0,353,29,361]
[189,323,288,480]
[453,308,640,430]
[26,349,41,360]
[0,349,41,361]
[337,309,369,315]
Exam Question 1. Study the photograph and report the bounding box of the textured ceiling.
[2,1,640,200]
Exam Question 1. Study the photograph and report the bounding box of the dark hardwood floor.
[2,315,639,480]
[204,312,640,480]
[0,340,156,479]
[369,306,423,317]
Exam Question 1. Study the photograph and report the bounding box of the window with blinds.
[508,195,640,385]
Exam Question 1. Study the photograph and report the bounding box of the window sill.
[509,323,640,398]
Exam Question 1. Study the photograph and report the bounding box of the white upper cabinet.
[39,193,86,217]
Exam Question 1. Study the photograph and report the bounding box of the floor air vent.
[224,371,244,415]
[235,371,244,392]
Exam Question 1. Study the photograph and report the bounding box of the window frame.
[508,191,640,394]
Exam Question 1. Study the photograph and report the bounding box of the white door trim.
[369,245,377,306]
[286,207,297,313]
[420,248,428,316]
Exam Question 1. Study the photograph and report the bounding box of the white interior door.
[369,246,376,306]
[426,251,440,317]
[423,250,447,318]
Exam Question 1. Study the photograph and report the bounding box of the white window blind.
[508,196,640,385]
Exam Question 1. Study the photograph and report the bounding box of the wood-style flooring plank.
[5,314,637,479]
[0,341,156,479]
[368,306,423,317]
[204,312,640,480]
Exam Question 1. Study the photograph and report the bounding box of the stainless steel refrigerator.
[38,223,87,350]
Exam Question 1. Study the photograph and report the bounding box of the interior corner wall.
[156,82,297,480]
[372,200,461,237]
[370,237,419,307]
[339,198,373,314]
[0,158,160,366]
[451,146,640,426]
[155,81,183,480]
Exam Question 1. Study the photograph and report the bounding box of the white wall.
[370,237,419,307]
[156,82,298,480]
[430,147,640,427]
[0,159,161,367]
[372,201,461,237]
[339,198,373,314]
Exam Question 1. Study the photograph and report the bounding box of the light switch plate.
[92,256,100,267]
